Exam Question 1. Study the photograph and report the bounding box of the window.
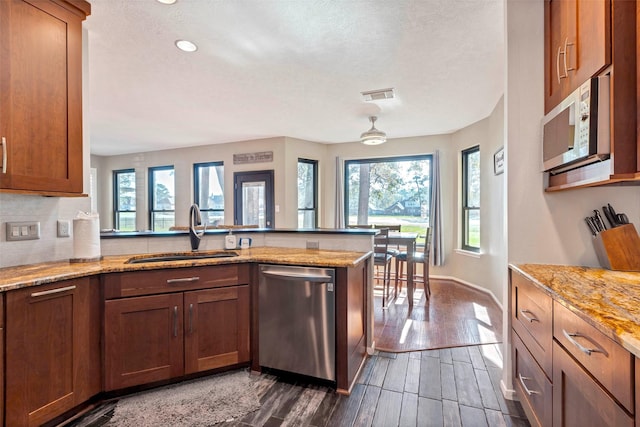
[113,169,136,231]
[194,162,224,226]
[462,146,480,251]
[298,159,318,228]
[149,165,175,231]
[344,155,432,243]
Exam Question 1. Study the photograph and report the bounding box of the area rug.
[106,371,261,426]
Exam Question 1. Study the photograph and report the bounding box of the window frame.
[343,154,433,234]
[297,158,318,228]
[112,168,136,231]
[148,165,175,231]
[193,161,225,225]
[462,145,480,252]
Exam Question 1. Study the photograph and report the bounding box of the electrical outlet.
[306,240,319,249]
[57,220,71,237]
[6,221,40,241]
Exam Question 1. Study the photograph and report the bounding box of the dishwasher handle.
[261,270,332,282]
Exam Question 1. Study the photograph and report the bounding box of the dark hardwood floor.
[231,344,529,427]
[374,278,504,352]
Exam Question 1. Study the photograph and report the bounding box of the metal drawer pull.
[189,303,194,334]
[166,276,200,284]
[562,330,603,356]
[519,309,539,323]
[173,306,178,337]
[31,285,76,297]
[518,373,540,396]
[1,136,7,174]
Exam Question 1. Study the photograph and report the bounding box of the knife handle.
[593,210,607,230]
[602,206,618,228]
[584,217,598,236]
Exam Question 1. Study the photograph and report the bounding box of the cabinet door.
[184,285,250,374]
[5,278,94,427]
[0,0,87,193]
[544,0,610,113]
[552,341,633,427]
[105,293,184,391]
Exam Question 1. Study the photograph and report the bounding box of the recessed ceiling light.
[175,40,198,52]
[157,0,177,4]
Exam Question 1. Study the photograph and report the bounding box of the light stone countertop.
[0,247,371,292]
[511,263,640,358]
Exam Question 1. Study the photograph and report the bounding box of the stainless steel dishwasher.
[258,264,335,381]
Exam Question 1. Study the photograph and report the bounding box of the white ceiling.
[85,0,504,156]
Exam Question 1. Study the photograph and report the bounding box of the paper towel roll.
[72,213,101,261]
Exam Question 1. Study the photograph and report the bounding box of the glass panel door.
[234,170,274,228]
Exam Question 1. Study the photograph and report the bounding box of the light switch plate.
[57,220,71,237]
[6,221,40,241]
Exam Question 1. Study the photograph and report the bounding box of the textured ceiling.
[85,0,504,156]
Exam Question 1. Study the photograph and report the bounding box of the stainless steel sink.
[125,251,239,264]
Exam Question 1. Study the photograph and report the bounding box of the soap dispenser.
[224,230,237,250]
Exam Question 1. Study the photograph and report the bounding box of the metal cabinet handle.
[1,136,7,174]
[166,277,200,284]
[189,303,194,334]
[563,37,575,74]
[556,45,563,84]
[173,306,178,337]
[518,373,540,395]
[519,309,539,323]
[31,285,76,297]
[562,329,603,356]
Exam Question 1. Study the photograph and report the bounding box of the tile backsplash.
[0,193,91,268]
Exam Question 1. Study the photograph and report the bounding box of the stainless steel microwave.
[542,75,610,173]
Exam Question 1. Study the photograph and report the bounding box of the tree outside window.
[462,146,480,251]
[149,166,175,231]
[344,155,432,243]
[113,169,136,231]
[298,159,318,228]
[194,162,224,226]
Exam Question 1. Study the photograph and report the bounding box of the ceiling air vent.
[361,88,395,101]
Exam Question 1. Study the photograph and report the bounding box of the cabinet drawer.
[104,264,249,298]
[553,341,633,427]
[512,331,552,427]
[511,269,553,377]
[553,301,634,412]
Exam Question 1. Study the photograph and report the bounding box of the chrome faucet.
[189,204,206,251]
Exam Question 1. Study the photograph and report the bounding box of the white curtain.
[430,150,444,266]
[334,156,345,228]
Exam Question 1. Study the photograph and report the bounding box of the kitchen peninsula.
[0,229,373,426]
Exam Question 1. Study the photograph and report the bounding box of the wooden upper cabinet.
[0,0,90,195]
[544,0,611,114]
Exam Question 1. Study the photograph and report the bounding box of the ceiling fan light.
[360,116,387,145]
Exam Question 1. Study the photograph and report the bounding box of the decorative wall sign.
[494,146,504,175]
[233,151,273,165]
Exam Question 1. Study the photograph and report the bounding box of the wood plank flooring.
[374,279,504,352]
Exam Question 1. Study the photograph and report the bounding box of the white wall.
[446,98,506,302]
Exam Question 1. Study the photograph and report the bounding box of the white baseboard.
[430,274,504,311]
[500,379,517,401]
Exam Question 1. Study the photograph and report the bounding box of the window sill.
[454,248,482,258]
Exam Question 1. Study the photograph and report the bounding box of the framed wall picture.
[494,146,504,175]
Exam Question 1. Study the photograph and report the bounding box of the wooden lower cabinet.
[184,286,250,374]
[104,293,185,390]
[5,277,101,426]
[553,341,633,427]
[105,285,250,391]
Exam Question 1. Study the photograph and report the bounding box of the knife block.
[592,223,640,272]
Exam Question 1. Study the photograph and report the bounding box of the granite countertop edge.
[510,263,640,358]
[0,247,373,293]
